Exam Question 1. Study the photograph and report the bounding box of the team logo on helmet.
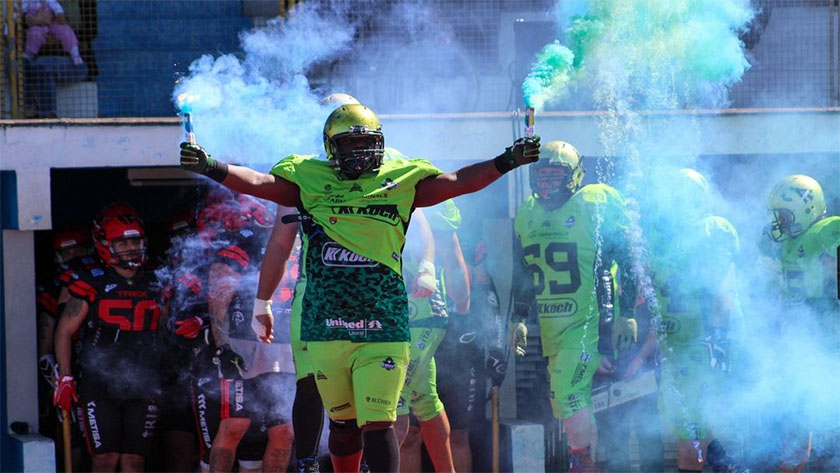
[767,174,826,241]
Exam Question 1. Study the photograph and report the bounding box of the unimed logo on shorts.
[321,242,379,267]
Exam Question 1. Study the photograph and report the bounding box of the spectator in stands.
[23,0,83,65]
[22,0,90,118]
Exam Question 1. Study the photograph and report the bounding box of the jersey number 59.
[523,242,582,295]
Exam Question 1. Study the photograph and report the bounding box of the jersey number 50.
[524,242,582,295]
[98,299,161,331]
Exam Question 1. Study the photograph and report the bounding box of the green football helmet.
[529,140,584,201]
[323,104,385,179]
[767,174,826,241]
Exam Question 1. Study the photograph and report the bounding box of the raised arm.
[180,142,302,207]
[414,137,540,208]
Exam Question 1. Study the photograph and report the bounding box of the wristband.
[493,148,517,174]
[205,159,229,183]
[253,298,272,317]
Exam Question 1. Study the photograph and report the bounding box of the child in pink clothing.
[23,0,83,65]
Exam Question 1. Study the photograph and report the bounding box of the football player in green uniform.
[511,140,637,473]
[764,174,840,473]
[180,103,540,473]
[648,169,745,473]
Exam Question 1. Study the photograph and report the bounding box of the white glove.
[251,298,274,343]
[511,322,528,357]
[413,259,436,297]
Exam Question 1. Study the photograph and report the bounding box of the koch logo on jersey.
[321,242,379,267]
[330,204,400,225]
[537,298,578,317]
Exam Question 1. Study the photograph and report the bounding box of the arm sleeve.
[511,236,536,322]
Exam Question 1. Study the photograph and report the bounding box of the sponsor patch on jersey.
[105,283,117,292]
[91,268,105,277]
[542,220,551,228]
[564,216,576,228]
[321,242,378,267]
[366,396,391,405]
[240,229,254,238]
[330,204,400,225]
[658,317,681,334]
[350,183,363,193]
[537,298,578,317]
[380,178,399,190]
[381,356,396,370]
[325,318,384,337]
[330,402,351,413]
[329,217,338,225]
[316,370,327,380]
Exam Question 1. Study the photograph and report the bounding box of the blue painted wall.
[93,0,252,117]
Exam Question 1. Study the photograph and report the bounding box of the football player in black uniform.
[54,212,162,472]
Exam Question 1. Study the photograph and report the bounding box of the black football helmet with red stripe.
[92,215,147,270]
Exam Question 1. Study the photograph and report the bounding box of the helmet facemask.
[111,236,147,270]
[529,140,583,205]
[329,130,385,180]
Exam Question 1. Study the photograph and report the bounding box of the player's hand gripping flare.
[179,142,212,173]
[53,375,78,412]
[511,322,528,357]
[612,317,638,352]
[252,298,274,344]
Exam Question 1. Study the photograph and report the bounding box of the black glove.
[494,135,541,174]
[213,344,247,379]
[486,348,508,387]
[179,142,228,182]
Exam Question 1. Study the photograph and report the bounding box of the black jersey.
[67,265,162,398]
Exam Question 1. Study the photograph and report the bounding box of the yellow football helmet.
[529,140,584,201]
[674,168,711,220]
[767,174,826,241]
[323,104,385,179]
[320,93,360,107]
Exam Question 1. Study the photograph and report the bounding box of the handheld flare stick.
[177,92,198,145]
[524,106,535,138]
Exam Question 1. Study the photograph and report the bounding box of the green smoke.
[523,0,753,110]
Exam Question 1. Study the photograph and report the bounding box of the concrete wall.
[2,109,838,231]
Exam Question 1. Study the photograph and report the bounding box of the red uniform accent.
[68,279,98,303]
[218,245,250,269]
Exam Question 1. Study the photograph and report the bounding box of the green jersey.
[651,215,740,347]
[270,155,442,342]
[779,216,840,304]
[513,184,630,356]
